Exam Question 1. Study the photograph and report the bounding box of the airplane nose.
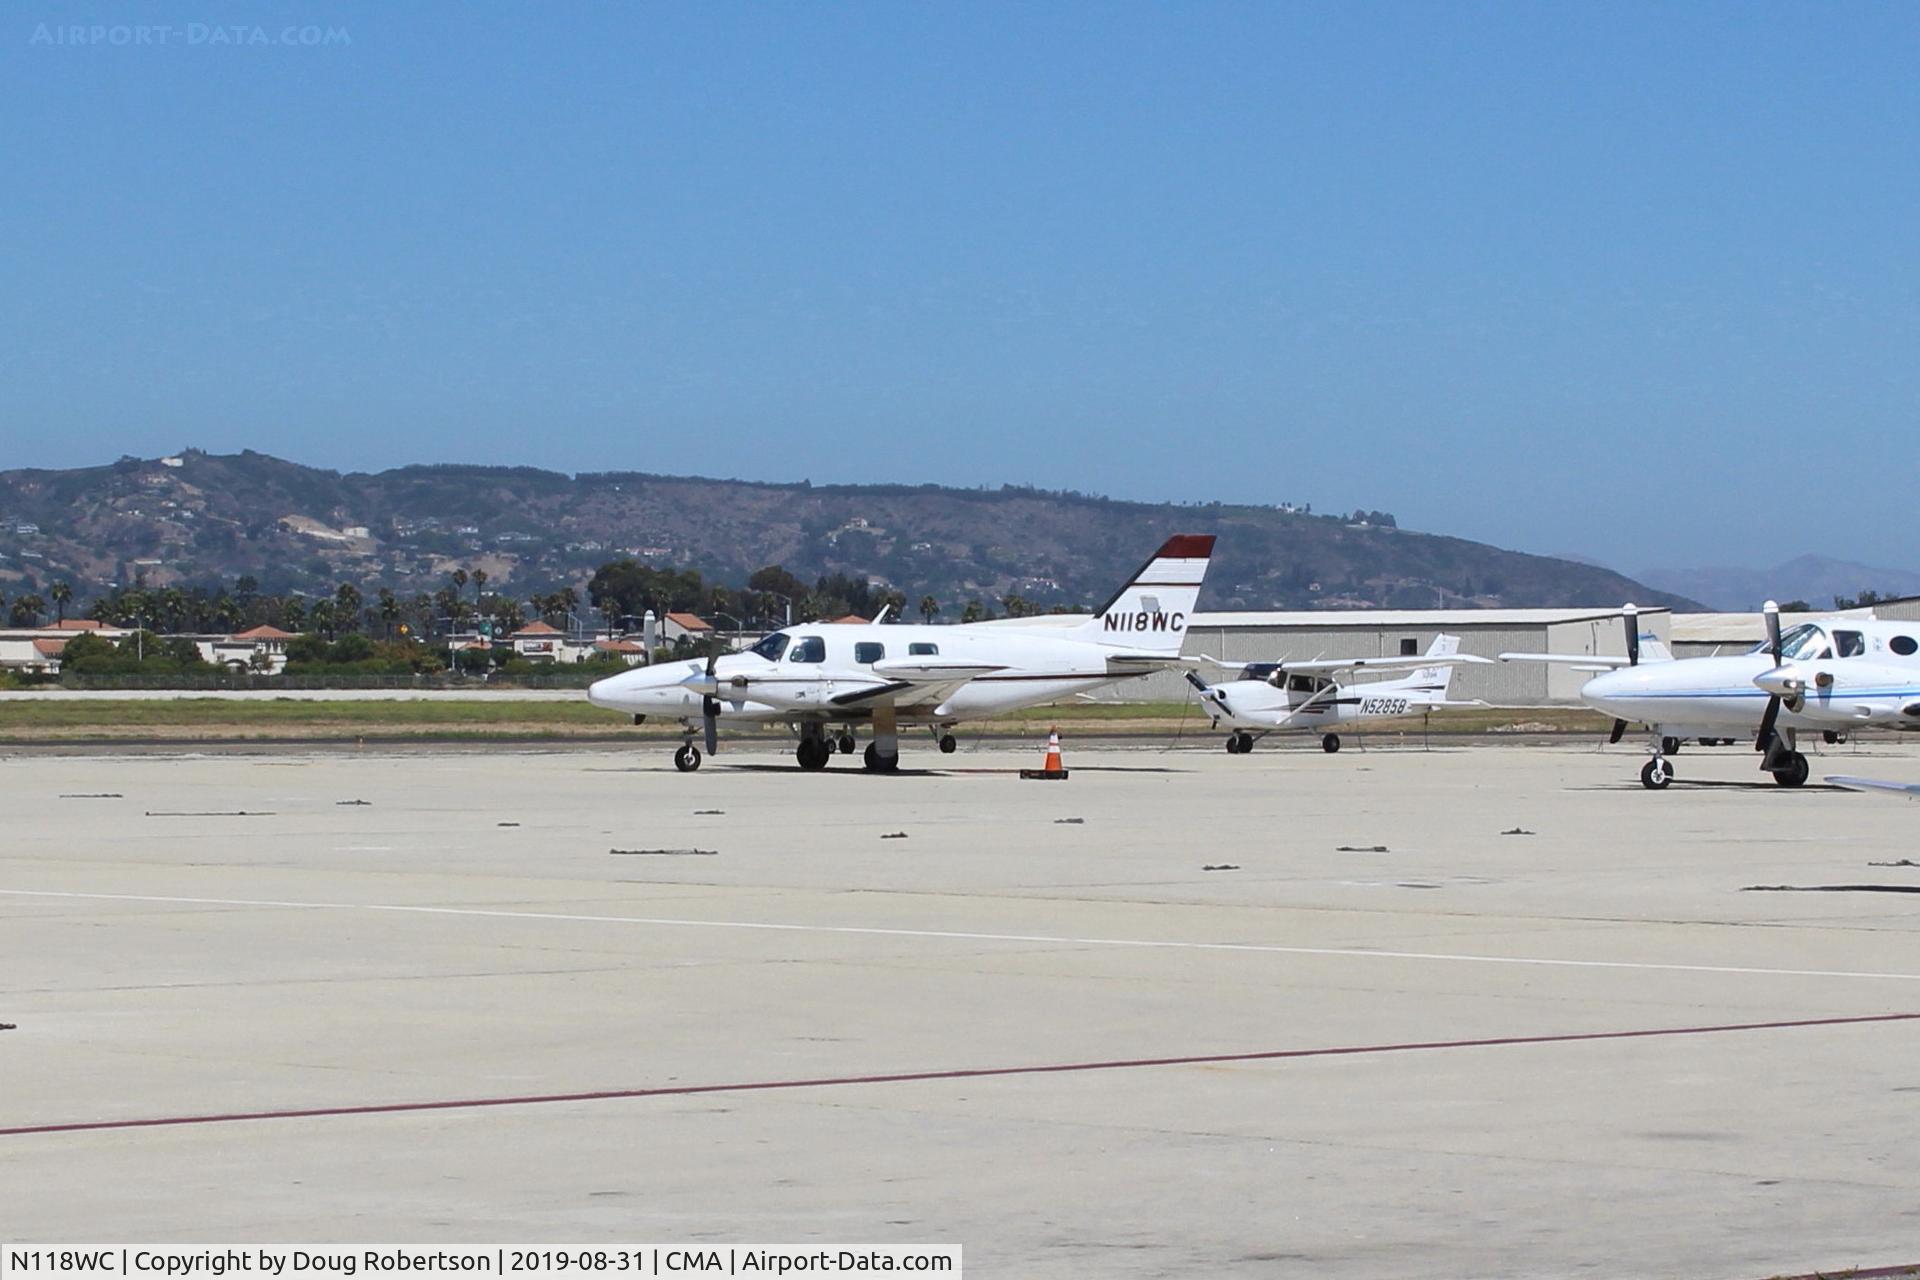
[587,675,618,710]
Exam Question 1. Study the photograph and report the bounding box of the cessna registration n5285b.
[1184,634,1489,754]
[587,535,1216,772]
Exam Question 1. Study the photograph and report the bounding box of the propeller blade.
[1622,603,1639,667]
[703,695,719,755]
[1756,693,1781,754]
[1608,718,1627,744]
[1763,599,1782,664]
[1183,670,1209,692]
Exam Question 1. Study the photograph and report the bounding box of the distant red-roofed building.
[507,619,565,660]
[50,619,107,631]
[825,614,870,625]
[593,638,648,667]
[662,612,713,642]
[202,624,297,673]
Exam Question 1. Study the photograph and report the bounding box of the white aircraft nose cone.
[587,675,621,710]
[1753,666,1799,697]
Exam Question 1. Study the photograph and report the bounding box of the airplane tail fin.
[1080,534,1216,652]
[1408,633,1460,693]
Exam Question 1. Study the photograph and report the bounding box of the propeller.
[1608,603,1639,743]
[1755,599,1783,754]
[1184,669,1227,712]
[702,650,720,754]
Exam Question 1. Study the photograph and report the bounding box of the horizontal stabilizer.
[1827,775,1920,799]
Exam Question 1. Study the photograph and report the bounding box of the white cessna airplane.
[1505,603,1893,790]
[1183,635,1489,754]
[587,535,1216,772]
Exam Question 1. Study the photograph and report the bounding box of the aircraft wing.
[1278,654,1494,675]
[1103,652,1201,672]
[1826,775,1920,799]
[1498,652,1632,670]
[831,660,1006,710]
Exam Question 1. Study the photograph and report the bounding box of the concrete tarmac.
[4,738,1920,1278]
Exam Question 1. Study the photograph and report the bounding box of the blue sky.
[3,2,1915,572]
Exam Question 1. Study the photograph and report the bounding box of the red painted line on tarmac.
[5,1011,1916,1138]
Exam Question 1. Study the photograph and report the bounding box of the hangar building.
[1115,606,1670,706]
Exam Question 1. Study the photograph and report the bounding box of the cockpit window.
[1834,630,1866,658]
[788,635,826,663]
[749,632,790,661]
[1241,663,1281,683]
[1762,623,1831,661]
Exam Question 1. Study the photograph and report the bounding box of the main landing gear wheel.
[938,733,957,754]
[838,733,857,755]
[1225,733,1254,754]
[673,744,702,773]
[1322,733,1341,754]
[1223,735,1241,754]
[1661,736,1682,755]
[796,737,831,770]
[1772,751,1810,788]
[1640,757,1674,789]
[863,743,900,772]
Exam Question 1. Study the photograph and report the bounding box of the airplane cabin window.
[1775,624,1826,660]
[1893,635,1919,656]
[854,642,885,664]
[750,632,790,661]
[1835,631,1866,658]
[908,642,939,656]
[788,636,826,663]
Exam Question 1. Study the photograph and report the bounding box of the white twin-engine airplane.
[1506,602,1920,790]
[1184,635,1490,754]
[586,535,1216,772]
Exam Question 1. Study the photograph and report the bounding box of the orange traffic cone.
[1020,725,1070,780]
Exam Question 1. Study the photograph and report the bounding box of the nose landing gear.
[1639,756,1673,789]
[673,743,702,772]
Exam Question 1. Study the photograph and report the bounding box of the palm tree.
[961,599,987,624]
[449,569,469,600]
[377,589,400,640]
[334,583,363,633]
[49,581,72,624]
[281,597,307,633]
[471,569,487,602]
[10,594,45,627]
[309,599,337,639]
[918,595,939,624]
